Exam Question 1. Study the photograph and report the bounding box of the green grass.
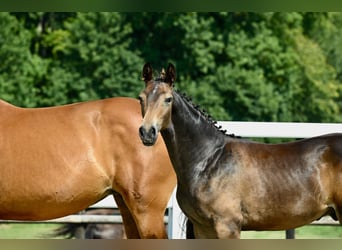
[1,223,342,239]
[241,225,342,239]
[0,223,62,239]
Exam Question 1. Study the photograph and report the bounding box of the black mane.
[175,89,239,139]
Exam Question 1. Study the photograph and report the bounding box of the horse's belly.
[241,205,328,230]
[0,192,107,220]
[0,177,110,220]
[0,160,112,220]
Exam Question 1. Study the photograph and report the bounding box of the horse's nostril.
[139,126,145,138]
[151,126,156,136]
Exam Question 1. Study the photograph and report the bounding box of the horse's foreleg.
[116,191,168,238]
[113,192,141,238]
[186,219,195,238]
[134,210,168,238]
[332,204,342,226]
[214,219,241,239]
[188,218,241,239]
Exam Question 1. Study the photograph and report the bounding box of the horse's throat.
[161,107,225,185]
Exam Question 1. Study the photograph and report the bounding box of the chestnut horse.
[138,63,342,238]
[0,97,176,238]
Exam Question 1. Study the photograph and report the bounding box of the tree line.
[0,12,341,123]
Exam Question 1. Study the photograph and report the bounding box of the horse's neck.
[161,91,226,186]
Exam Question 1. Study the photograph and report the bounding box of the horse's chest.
[179,174,241,224]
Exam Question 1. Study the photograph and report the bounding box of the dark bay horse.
[0,97,176,238]
[138,63,342,238]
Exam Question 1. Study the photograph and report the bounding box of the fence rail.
[0,215,124,224]
[0,214,169,224]
[310,217,339,226]
[1,121,342,239]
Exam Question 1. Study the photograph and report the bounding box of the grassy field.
[1,223,342,239]
[0,223,62,239]
[242,226,342,239]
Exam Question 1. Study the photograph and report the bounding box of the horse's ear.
[165,63,176,86]
[142,63,153,83]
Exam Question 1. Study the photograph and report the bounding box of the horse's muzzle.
[139,126,157,146]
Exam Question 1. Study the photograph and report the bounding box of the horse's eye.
[165,97,173,104]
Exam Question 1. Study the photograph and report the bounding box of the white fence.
[218,121,342,138]
[1,122,342,239]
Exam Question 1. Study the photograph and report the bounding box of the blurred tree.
[4,12,144,107]
[0,12,340,124]
[302,12,342,118]
[125,12,229,119]
[0,12,48,107]
[187,12,341,122]
[127,12,342,122]
[41,12,144,105]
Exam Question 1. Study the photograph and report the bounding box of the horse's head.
[138,63,176,146]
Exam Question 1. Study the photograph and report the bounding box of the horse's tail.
[50,223,86,239]
[185,218,195,239]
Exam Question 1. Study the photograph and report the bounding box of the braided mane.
[175,90,239,139]
[153,67,238,138]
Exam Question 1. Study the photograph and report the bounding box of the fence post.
[285,229,295,239]
[167,188,185,239]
